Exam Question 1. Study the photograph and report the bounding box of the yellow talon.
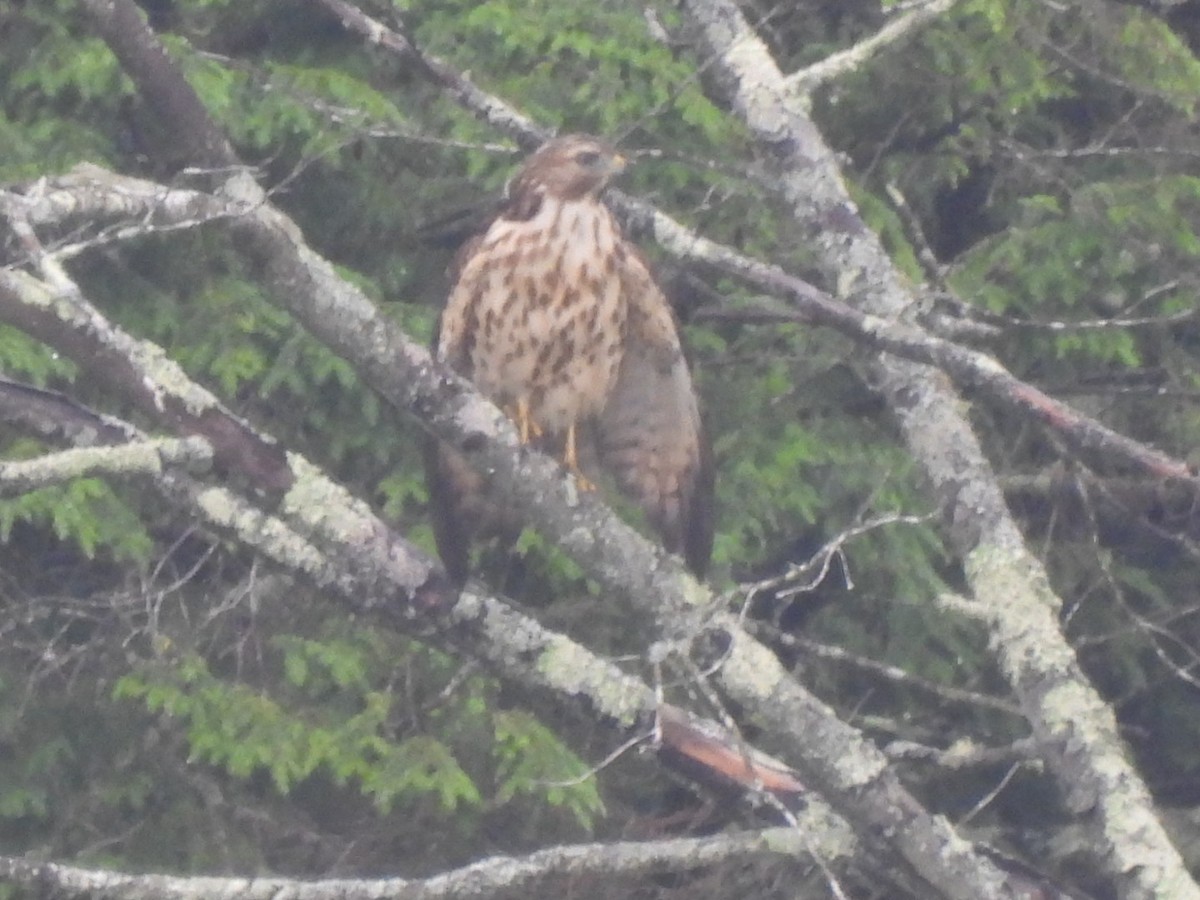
[564,423,595,492]
[511,397,543,445]
[506,404,592,490]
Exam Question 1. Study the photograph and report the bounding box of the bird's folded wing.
[597,251,714,574]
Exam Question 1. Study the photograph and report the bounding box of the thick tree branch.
[0,374,136,444]
[675,0,1199,897]
[0,828,811,900]
[81,0,239,170]
[758,628,1024,717]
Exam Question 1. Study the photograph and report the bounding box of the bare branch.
[761,629,1023,718]
[80,0,239,170]
[311,0,550,148]
[0,437,211,497]
[786,0,963,96]
[885,182,949,287]
[740,511,931,600]
[0,374,135,445]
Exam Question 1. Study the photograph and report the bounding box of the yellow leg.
[564,422,595,492]
[513,397,543,445]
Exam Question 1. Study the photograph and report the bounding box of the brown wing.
[596,247,714,575]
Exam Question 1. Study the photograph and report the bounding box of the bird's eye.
[576,150,603,167]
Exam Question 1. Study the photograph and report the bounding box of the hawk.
[427,134,713,584]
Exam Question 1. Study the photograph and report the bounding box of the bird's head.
[511,134,626,201]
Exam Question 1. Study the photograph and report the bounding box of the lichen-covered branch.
[0,828,813,900]
[0,436,211,496]
[785,0,963,95]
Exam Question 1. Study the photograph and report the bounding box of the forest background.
[4,0,1200,898]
